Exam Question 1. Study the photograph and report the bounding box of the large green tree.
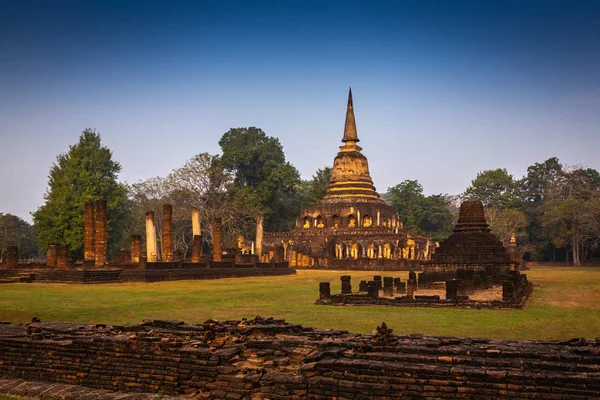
[299,166,332,208]
[518,157,564,259]
[219,127,301,231]
[384,180,455,241]
[32,129,128,258]
[462,168,519,209]
[0,213,39,260]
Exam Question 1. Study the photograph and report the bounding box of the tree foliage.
[462,168,518,209]
[0,214,39,259]
[219,127,301,231]
[540,167,600,265]
[32,129,128,258]
[384,180,455,242]
[129,153,258,253]
[299,167,332,208]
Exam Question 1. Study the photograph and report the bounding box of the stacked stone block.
[383,276,393,297]
[56,245,69,269]
[373,275,382,291]
[212,217,222,262]
[359,280,368,292]
[94,200,107,267]
[130,235,142,263]
[5,246,17,269]
[46,244,57,267]
[191,235,202,262]
[83,201,95,263]
[340,275,352,294]
[319,282,330,299]
[161,204,173,262]
[367,280,379,298]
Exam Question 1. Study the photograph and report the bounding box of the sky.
[1,0,599,222]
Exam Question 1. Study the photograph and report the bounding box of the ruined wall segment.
[161,204,173,262]
[94,200,107,267]
[130,235,142,263]
[5,246,17,269]
[0,318,598,399]
[83,201,95,262]
[212,217,222,262]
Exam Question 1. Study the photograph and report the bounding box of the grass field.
[0,267,599,340]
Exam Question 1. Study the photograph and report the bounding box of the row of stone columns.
[143,205,215,263]
[141,206,264,263]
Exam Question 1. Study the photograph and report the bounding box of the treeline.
[3,129,599,264]
[461,160,600,265]
[385,159,600,265]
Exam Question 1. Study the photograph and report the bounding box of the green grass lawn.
[0,266,599,340]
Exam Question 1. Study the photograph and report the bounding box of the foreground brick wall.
[0,319,599,399]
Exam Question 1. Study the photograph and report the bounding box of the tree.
[299,166,332,208]
[520,157,563,204]
[219,127,301,231]
[167,152,257,248]
[385,180,425,232]
[419,194,456,242]
[0,214,39,260]
[384,180,455,241]
[462,168,518,209]
[32,129,128,258]
[129,153,259,254]
[517,157,564,260]
[540,166,600,265]
[485,208,528,247]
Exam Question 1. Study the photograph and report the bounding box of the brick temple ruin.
[315,200,530,309]
[317,270,532,310]
[1,318,599,399]
[418,200,520,288]
[260,89,433,269]
[0,201,294,284]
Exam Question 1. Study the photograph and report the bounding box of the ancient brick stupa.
[260,89,431,269]
[421,200,518,282]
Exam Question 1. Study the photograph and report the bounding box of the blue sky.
[1,0,599,221]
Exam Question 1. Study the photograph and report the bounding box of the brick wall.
[1,318,599,399]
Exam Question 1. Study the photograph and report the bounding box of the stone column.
[255,214,264,257]
[145,211,157,262]
[46,244,58,267]
[377,210,381,226]
[130,235,142,263]
[383,277,394,296]
[162,204,173,262]
[212,217,222,262]
[56,245,69,269]
[94,200,107,267]
[341,275,352,294]
[319,282,331,299]
[84,201,95,262]
[6,245,18,269]
[192,207,201,237]
[192,235,202,262]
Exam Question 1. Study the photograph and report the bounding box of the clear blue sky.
[1,0,599,222]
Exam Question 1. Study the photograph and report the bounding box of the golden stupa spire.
[323,88,382,202]
[342,87,359,143]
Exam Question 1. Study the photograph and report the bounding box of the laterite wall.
[0,318,599,399]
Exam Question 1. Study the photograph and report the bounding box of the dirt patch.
[385,286,503,301]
